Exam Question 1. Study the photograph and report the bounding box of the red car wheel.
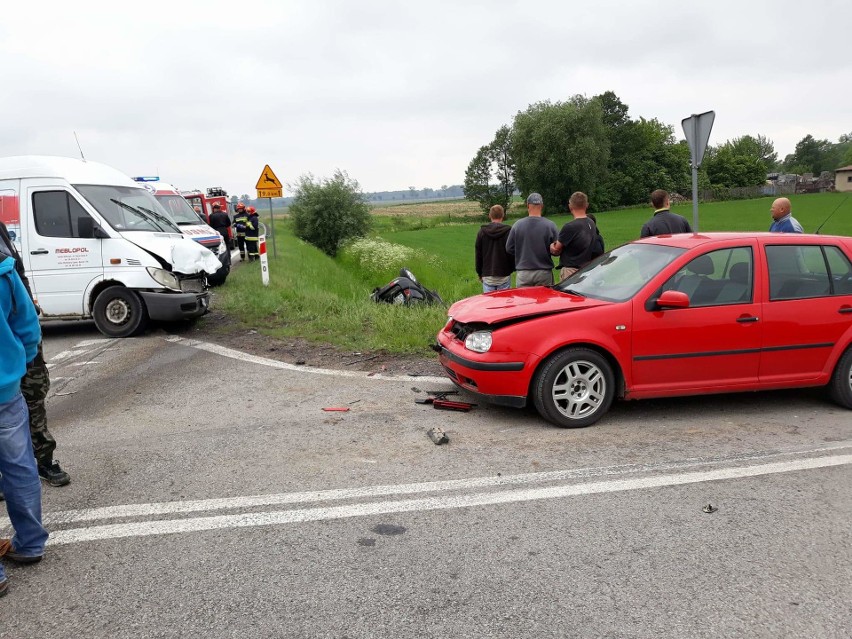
[533,348,615,428]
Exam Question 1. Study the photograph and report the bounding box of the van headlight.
[146,267,180,291]
[465,331,492,353]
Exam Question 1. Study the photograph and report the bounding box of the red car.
[436,233,852,428]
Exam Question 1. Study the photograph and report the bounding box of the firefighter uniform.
[233,204,248,259]
[245,207,260,261]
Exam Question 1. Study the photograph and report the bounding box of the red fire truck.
[182,187,232,225]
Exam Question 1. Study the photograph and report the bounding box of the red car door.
[631,244,762,396]
[759,241,852,384]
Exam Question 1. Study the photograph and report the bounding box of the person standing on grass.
[769,197,803,233]
[506,193,558,287]
[0,251,50,597]
[549,192,597,281]
[475,204,515,292]
[640,189,692,237]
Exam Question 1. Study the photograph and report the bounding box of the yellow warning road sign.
[256,165,282,189]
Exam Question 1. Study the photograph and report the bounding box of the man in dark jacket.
[640,190,692,237]
[0,221,70,491]
[208,203,232,248]
[475,205,515,292]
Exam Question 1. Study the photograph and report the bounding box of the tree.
[783,135,835,174]
[703,135,776,188]
[463,145,503,213]
[512,96,610,214]
[289,170,371,257]
[462,125,516,214]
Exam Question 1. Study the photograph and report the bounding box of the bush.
[290,170,371,256]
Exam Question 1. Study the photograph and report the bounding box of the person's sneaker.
[0,578,8,597]
[38,460,71,487]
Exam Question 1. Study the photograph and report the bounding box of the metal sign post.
[255,164,282,258]
[681,111,715,232]
[259,235,269,286]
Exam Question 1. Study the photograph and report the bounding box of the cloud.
[1,0,849,194]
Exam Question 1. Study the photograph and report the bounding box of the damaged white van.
[0,156,221,337]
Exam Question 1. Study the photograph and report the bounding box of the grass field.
[211,192,852,354]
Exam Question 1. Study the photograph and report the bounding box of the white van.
[133,178,231,286]
[0,156,221,337]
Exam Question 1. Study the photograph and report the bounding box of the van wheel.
[92,287,148,338]
[829,347,852,409]
[532,348,614,428]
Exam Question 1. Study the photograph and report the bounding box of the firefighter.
[208,202,232,248]
[233,202,248,259]
[245,206,260,262]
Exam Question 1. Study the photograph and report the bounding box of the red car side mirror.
[656,290,690,309]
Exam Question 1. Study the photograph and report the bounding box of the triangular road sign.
[255,165,282,189]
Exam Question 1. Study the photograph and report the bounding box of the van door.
[25,187,104,317]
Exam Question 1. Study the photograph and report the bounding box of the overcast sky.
[1,0,849,196]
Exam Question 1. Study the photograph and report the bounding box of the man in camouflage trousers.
[0,220,70,491]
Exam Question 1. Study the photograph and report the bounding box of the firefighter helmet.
[248,206,256,214]
[236,202,246,211]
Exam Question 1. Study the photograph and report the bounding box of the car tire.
[533,348,615,428]
[829,347,852,409]
[92,286,148,338]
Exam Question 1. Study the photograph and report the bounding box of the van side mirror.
[77,217,95,238]
[77,216,109,239]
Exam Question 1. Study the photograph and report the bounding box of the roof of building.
[836,165,852,172]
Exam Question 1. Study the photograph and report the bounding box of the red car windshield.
[555,243,685,302]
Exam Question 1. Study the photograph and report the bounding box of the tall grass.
[211,193,852,354]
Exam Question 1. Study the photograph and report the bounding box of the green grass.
[210,193,852,354]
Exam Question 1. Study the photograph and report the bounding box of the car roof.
[636,232,849,248]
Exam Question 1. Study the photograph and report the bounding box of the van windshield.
[154,194,206,226]
[75,185,181,233]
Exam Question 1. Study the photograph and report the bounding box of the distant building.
[835,165,852,193]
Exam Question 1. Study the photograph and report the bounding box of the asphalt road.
[1,322,850,638]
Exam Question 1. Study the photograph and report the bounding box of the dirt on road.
[163,310,445,378]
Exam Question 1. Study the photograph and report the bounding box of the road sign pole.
[267,197,277,258]
[692,117,699,232]
[682,110,715,234]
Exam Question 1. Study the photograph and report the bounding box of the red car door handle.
[736,316,760,323]
[840,308,852,314]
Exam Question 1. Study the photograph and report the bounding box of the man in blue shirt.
[769,197,803,233]
[0,254,50,596]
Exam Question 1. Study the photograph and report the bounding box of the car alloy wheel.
[533,347,615,428]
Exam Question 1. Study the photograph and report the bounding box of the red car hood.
[448,287,610,324]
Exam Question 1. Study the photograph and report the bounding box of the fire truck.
[182,187,232,224]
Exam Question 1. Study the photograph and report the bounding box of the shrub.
[290,170,371,256]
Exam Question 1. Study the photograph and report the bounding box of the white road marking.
[74,339,116,348]
[71,361,100,366]
[165,335,447,383]
[48,350,76,363]
[45,453,852,546]
[19,443,852,527]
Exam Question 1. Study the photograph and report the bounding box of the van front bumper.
[139,291,210,321]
